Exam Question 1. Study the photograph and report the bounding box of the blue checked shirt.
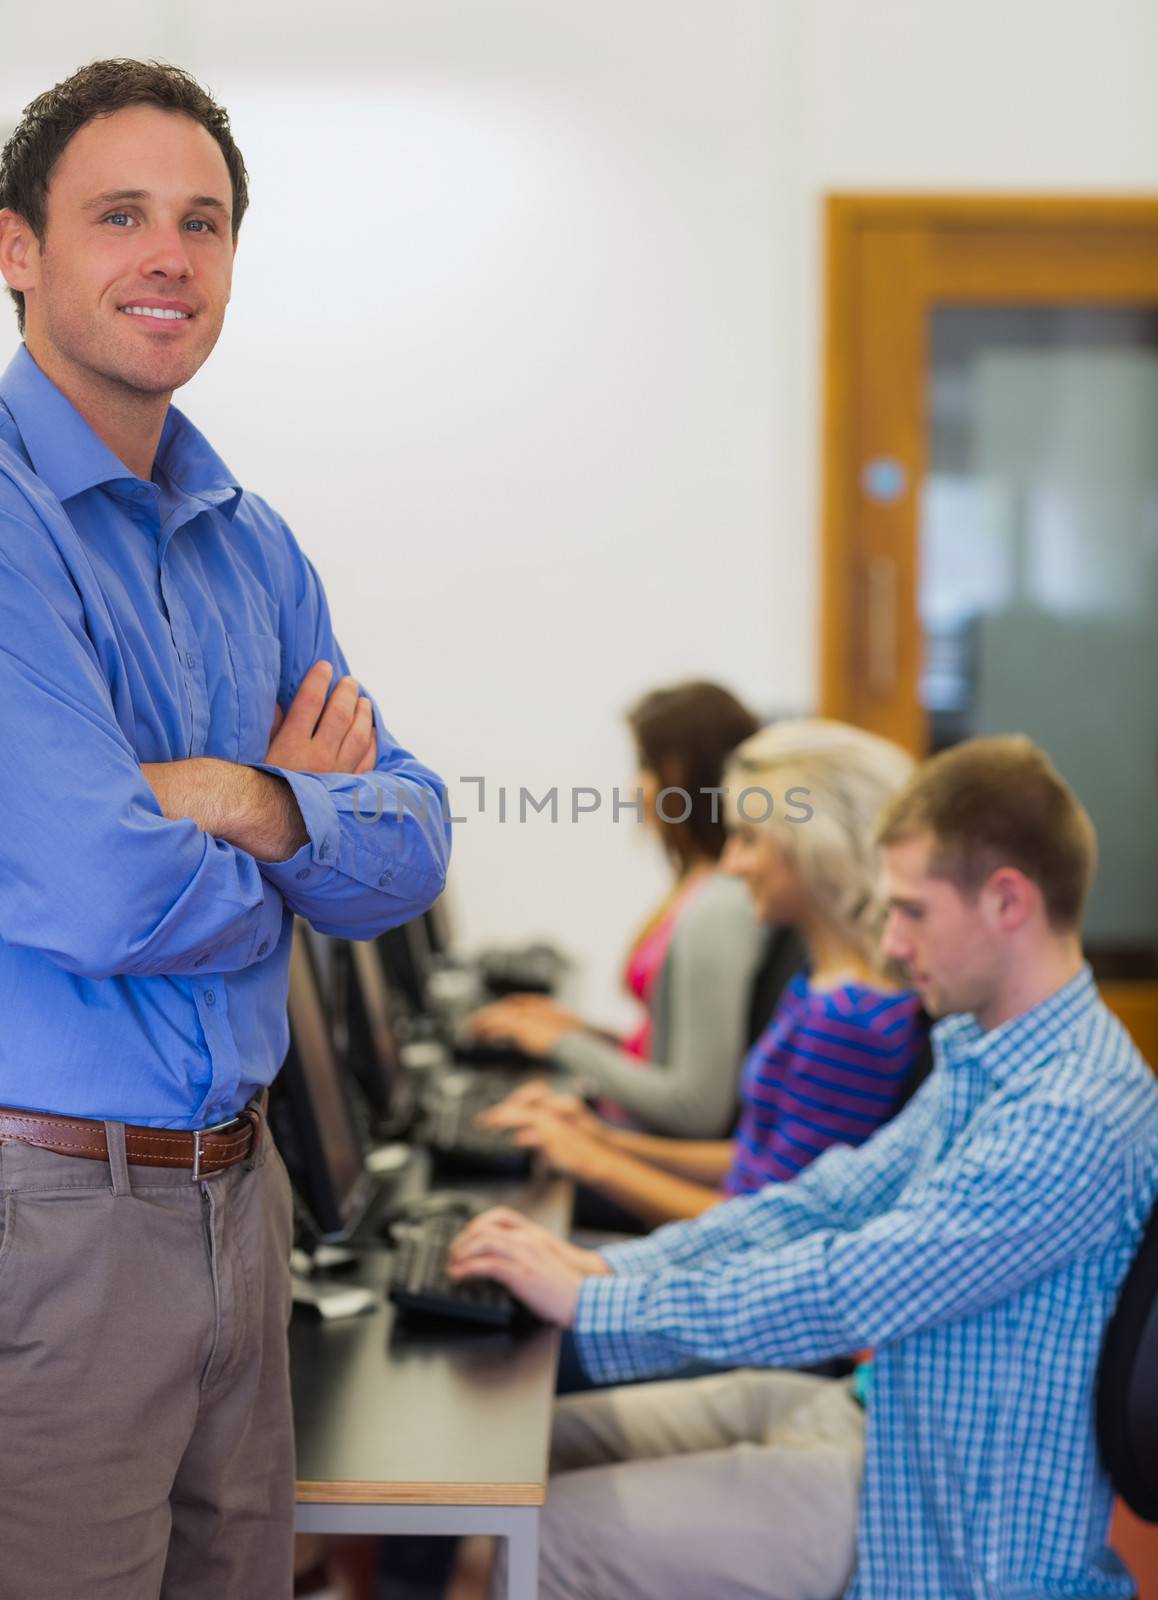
[0,344,451,1128]
[575,966,1158,1599]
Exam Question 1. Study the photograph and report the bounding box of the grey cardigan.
[550,872,764,1138]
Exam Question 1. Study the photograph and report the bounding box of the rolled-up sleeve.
[0,519,285,980]
[254,515,451,937]
[576,1095,1124,1387]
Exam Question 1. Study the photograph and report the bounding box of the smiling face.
[13,104,235,397]
[721,821,808,926]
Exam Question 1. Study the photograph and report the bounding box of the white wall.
[3,1,1156,1023]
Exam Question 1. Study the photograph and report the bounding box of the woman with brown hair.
[469,681,784,1138]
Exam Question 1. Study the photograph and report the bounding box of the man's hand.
[139,661,379,863]
[446,1207,610,1326]
[265,661,377,775]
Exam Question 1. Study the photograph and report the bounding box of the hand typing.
[446,1206,611,1326]
[478,1082,603,1139]
[467,997,581,1058]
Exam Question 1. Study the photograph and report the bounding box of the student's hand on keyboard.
[449,1206,602,1274]
[478,1083,603,1140]
[506,1114,608,1184]
[446,1206,610,1326]
[467,996,583,1059]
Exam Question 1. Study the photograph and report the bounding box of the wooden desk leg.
[502,1507,540,1600]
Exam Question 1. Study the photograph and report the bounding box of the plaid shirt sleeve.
[597,1074,941,1279]
[576,1094,1124,1385]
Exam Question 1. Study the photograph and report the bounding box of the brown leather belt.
[0,1103,263,1181]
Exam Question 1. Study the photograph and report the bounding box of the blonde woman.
[480,720,926,1228]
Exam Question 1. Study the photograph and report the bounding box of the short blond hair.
[874,735,1097,931]
[725,719,915,975]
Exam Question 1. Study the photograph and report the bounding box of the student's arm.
[603,1129,735,1185]
[592,1073,941,1279]
[518,1119,724,1226]
[574,1092,1124,1387]
[245,508,451,938]
[551,878,762,1136]
[0,515,285,979]
[482,1088,734,1186]
[575,1152,723,1226]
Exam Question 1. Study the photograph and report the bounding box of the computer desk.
[291,1157,573,1600]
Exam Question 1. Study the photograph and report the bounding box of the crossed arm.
[0,510,449,978]
[140,660,374,861]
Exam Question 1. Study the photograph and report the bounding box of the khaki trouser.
[0,1106,296,1600]
[506,1368,864,1600]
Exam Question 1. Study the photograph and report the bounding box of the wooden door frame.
[817,193,1158,1064]
[819,193,1158,747]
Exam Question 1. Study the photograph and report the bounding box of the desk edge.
[296,1480,546,1507]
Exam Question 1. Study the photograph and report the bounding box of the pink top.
[621,876,708,1059]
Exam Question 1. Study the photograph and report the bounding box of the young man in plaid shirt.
[452,734,1158,1600]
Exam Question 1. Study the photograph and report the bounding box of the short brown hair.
[875,735,1097,931]
[628,681,761,869]
[0,59,249,336]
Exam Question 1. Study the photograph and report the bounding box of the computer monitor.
[376,915,436,1017]
[341,936,416,1138]
[268,922,374,1241]
[423,896,454,959]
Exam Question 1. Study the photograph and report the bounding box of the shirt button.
[295,867,311,881]
[194,956,208,968]
[186,651,196,668]
[204,990,216,1007]
[257,941,269,958]
[319,840,332,860]
[378,871,391,886]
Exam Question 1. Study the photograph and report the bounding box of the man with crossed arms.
[0,58,450,1598]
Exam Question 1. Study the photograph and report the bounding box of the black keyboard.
[415,1077,532,1178]
[387,1211,519,1328]
[451,1036,545,1072]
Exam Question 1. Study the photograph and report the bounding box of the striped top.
[722,972,925,1196]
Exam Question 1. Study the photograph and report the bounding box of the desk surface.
[292,1168,571,1508]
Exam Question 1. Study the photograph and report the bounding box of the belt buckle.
[190,1113,246,1183]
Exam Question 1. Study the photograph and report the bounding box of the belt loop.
[103,1122,132,1197]
[243,1090,268,1172]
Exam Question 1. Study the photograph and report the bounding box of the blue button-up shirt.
[576,967,1158,1599]
[0,344,450,1128]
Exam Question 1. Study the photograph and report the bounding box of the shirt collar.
[933,962,1098,1085]
[0,343,242,520]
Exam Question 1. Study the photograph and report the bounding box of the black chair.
[1097,1193,1158,1523]
[746,925,808,1046]
[892,1022,934,1112]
